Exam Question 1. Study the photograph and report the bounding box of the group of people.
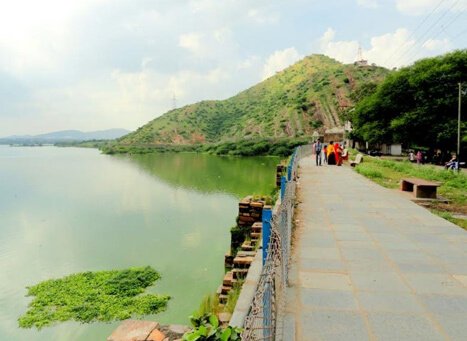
[409,150,460,170]
[408,149,460,166]
[312,140,348,166]
[408,150,424,164]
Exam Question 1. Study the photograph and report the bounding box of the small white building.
[381,143,402,156]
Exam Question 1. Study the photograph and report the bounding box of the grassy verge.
[430,209,467,230]
[196,280,244,317]
[353,155,466,229]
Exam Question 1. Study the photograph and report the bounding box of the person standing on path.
[315,140,322,166]
[323,144,328,164]
[416,150,423,165]
[336,143,343,166]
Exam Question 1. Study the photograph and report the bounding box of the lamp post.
[458,83,462,160]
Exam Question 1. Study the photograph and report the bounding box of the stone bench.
[350,153,363,167]
[400,178,441,199]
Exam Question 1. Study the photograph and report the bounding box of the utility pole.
[172,94,177,110]
[458,82,462,160]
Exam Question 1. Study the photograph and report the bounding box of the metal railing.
[242,145,311,340]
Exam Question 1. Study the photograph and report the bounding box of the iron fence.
[241,145,311,340]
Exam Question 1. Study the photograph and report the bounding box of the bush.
[183,314,242,341]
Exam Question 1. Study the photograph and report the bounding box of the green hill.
[118,55,389,147]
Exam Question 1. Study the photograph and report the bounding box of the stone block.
[107,320,159,341]
[250,201,264,208]
[146,329,166,341]
[218,312,232,325]
[223,271,234,286]
[159,325,190,340]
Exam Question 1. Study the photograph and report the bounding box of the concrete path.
[285,156,467,341]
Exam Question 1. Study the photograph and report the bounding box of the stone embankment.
[107,320,189,341]
[218,195,268,323]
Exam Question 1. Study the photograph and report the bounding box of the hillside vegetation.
[117,55,388,147]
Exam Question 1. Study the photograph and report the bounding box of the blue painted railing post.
[288,149,297,181]
[262,206,272,265]
[280,176,287,201]
[261,206,273,339]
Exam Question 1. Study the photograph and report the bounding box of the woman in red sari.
[335,143,342,166]
[334,142,342,166]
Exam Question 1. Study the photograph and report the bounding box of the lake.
[0,146,278,340]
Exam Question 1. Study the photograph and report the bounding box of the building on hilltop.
[354,45,369,67]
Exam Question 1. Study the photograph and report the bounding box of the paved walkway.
[285,156,467,341]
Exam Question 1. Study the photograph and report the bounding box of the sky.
[0,0,466,136]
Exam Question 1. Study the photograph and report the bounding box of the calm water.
[0,146,278,340]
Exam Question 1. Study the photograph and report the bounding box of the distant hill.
[0,129,130,145]
[118,54,389,146]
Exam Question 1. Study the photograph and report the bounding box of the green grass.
[430,209,467,230]
[194,280,243,318]
[18,267,170,329]
[354,166,383,179]
[224,281,243,314]
[353,156,467,229]
[196,293,221,316]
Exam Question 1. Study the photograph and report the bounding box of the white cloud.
[357,0,379,8]
[179,33,203,54]
[213,27,232,43]
[247,8,279,24]
[318,27,455,68]
[319,28,412,67]
[5,62,234,135]
[365,28,416,67]
[141,57,154,69]
[0,0,107,75]
[237,56,261,70]
[395,0,467,15]
[320,28,336,45]
[422,38,451,51]
[320,28,359,64]
[178,29,238,58]
[108,64,233,126]
[0,0,464,136]
[262,47,302,80]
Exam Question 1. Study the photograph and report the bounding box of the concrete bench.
[400,178,441,199]
[350,153,363,167]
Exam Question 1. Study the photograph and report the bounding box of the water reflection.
[0,147,277,341]
[118,153,279,198]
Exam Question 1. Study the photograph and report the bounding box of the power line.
[391,0,462,68]
[382,0,447,66]
[451,26,467,42]
[409,3,466,59]
[411,6,466,61]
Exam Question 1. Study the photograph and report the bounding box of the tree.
[351,50,467,151]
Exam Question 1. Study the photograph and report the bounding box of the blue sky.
[0,0,466,136]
